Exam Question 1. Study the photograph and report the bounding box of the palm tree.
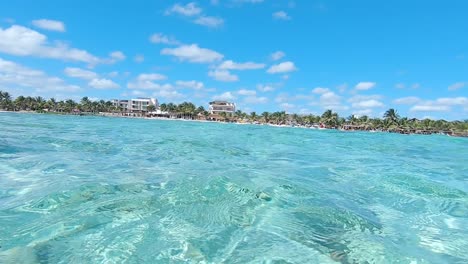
[261,112,270,123]
[250,112,257,122]
[384,108,400,125]
[321,109,339,128]
[160,103,168,112]
[147,105,156,112]
[0,91,13,110]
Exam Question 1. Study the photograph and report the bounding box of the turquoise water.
[0,113,467,263]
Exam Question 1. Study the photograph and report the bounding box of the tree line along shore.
[1,91,467,137]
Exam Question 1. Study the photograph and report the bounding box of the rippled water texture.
[0,113,467,263]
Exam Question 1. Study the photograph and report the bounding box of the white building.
[112,98,158,112]
[209,101,236,114]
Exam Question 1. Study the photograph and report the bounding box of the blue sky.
[0,0,467,120]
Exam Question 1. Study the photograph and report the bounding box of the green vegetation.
[1,91,467,134]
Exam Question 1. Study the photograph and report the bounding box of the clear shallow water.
[0,113,467,264]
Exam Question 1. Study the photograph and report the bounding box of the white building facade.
[112,98,158,112]
[209,101,236,114]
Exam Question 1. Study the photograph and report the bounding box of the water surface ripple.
[0,113,467,263]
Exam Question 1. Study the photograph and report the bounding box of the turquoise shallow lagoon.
[0,112,467,263]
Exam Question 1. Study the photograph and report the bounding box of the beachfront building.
[111,98,158,112]
[208,101,236,115]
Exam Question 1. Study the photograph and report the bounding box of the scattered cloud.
[267,61,297,74]
[410,105,450,112]
[137,73,167,81]
[208,69,239,82]
[127,73,170,90]
[150,33,180,45]
[0,57,80,93]
[270,51,285,61]
[280,103,295,110]
[393,96,421,105]
[88,78,120,89]
[312,87,330,94]
[212,91,236,101]
[194,16,224,28]
[32,19,65,32]
[410,97,468,112]
[165,2,202,16]
[218,60,265,70]
[257,84,275,92]
[106,51,126,64]
[337,83,348,93]
[237,89,256,96]
[395,83,405,89]
[448,82,465,91]
[134,54,144,63]
[355,82,376,90]
[351,99,384,108]
[0,25,100,64]
[273,11,291,20]
[175,80,204,90]
[161,44,223,63]
[244,96,268,104]
[64,67,98,80]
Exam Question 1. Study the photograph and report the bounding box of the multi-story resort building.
[208,101,236,115]
[111,98,158,112]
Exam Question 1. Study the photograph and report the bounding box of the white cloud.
[435,97,468,106]
[448,82,465,91]
[153,90,185,100]
[257,84,275,92]
[237,89,256,96]
[312,87,330,94]
[137,73,167,81]
[88,78,120,89]
[0,25,100,64]
[280,103,295,109]
[194,16,224,28]
[352,109,373,117]
[273,11,291,20]
[320,92,341,105]
[267,61,297,74]
[127,73,170,90]
[134,54,144,63]
[149,33,180,45]
[351,99,384,108]
[175,80,204,90]
[208,70,239,82]
[393,96,421,105]
[410,105,450,112]
[395,83,405,89]
[411,83,420,89]
[32,19,65,32]
[244,96,268,104]
[127,81,173,91]
[212,91,236,101]
[337,83,348,93]
[161,44,223,63]
[270,51,285,61]
[316,91,348,111]
[355,82,376,90]
[105,51,126,64]
[166,2,202,16]
[218,60,265,70]
[64,67,98,80]
[108,71,119,78]
[0,57,80,93]
[409,97,468,112]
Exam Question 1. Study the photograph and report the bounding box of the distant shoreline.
[1,110,467,138]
